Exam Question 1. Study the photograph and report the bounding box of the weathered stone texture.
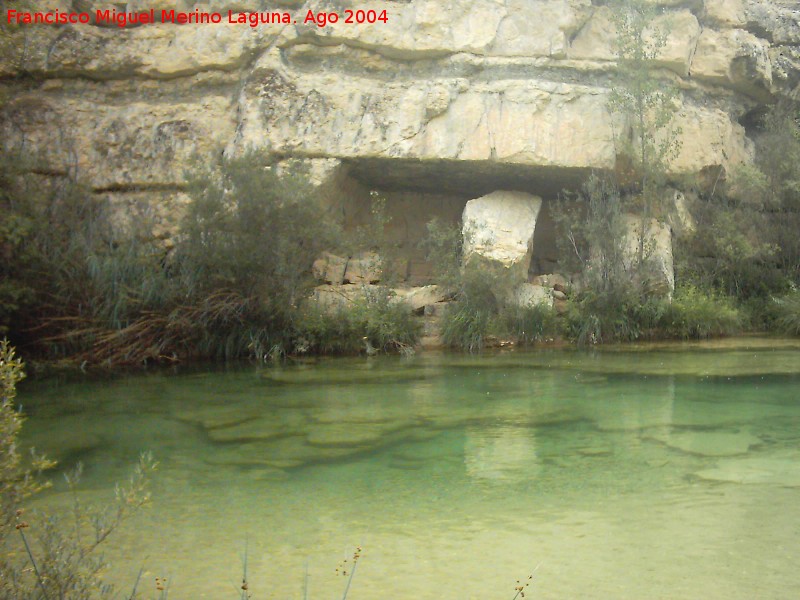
[705,0,748,28]
[0,0,795,238]
[1,85,236,188]
[691,29,773,97]
[668,105,753,175]
[233,65,620,170]
[510,283,554,309]
[569,7,701,77]
[462,191,542,283]
[622,215,675,298]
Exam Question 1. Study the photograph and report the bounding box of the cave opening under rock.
[325,158,587,285]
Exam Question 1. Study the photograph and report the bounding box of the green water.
[17,340,800,599]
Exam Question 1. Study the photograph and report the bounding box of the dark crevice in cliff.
[279,32,455,62]
[92,182,187,194]
[346,157,593,198]
[0,68,243,96]
[738,105,770,137]
[591,0,704,12]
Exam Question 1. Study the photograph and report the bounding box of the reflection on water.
[465,425,541,483]
[16,341,800,599]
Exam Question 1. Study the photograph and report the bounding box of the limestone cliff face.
[1,0,798,246]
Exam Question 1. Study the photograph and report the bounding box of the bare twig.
[303,559,309,600]
[127,563,146,600]
[511,563,541,600]
[239,536,250,600]
[15,519,50,600]
[340,545,362,600]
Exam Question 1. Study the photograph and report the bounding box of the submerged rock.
[205,436,356,470]
[206,411,308,443]
[263,367,432,386]
[23,423,106,465]
[695,452,800,486]
[305,422,400,448]
[171,404,264,430]
[646,429,762,457]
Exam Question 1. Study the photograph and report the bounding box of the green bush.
[551,173,675,345]
[1,146,430,362]
[679,101,800,299]
[419,217,463,294]
[2,456,155,600]
[1,340,51,535]
[563,286,665,345]
[440,270,500,351]
[565,286,742,343]
[177,152,338,309]
[674,201,785,299]
[551,174,628,291]
[0,152,106,352]
[296,288,421,354]
[356,291,421,353]
[773,290,800,336]
[441,299,494,352]
[658,286,742,339]
[754,102,800,209]
[494,303,559,345]
[422,219,495,352]
[1,147,381,362]
[735,295,781,332]
[0,212,36,337]
[437,266,561,351]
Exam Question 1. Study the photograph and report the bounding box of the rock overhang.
[345,157,592,198]
[0,0,795,202]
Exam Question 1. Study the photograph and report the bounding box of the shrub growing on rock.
[178,152,337,311]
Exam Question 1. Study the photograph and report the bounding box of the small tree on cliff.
[608,0,682,262]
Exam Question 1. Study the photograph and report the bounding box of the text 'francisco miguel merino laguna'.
[6,8,390,28]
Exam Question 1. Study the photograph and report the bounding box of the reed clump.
[2,151,420,365]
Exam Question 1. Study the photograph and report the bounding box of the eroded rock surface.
[2,0,794,190]
[1,0,797,292]
[462,190,543,283]
[621,215,675,298]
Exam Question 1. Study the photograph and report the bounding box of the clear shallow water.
[17,340,800,599]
